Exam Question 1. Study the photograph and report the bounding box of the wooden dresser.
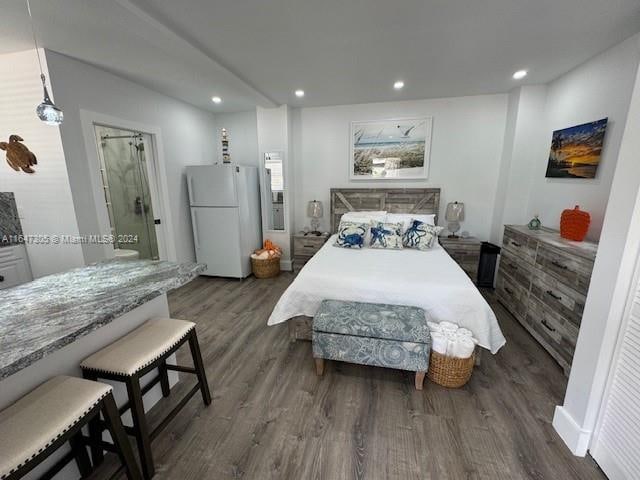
[496,225,597,374]
[293,232,330,273]
[439,236,481,283]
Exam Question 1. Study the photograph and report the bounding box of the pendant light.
[27,0,63,126]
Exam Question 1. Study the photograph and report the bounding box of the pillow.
[369,221,404,249]
[403,220,444,250]
[341,211,387,223]
[334,221,368,248]
[386,213,436,232]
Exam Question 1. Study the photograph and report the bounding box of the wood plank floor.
[92,273,605,480]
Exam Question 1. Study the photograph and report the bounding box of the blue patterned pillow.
[369,221,403,249]
[334,221,368,248]
[403,220,444,250]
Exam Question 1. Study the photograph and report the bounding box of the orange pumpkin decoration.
[560,206,590,241]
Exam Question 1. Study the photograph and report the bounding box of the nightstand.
[293,232,330,273]
[439,236,481,283]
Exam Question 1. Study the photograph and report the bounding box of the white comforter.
[268,236,506,354]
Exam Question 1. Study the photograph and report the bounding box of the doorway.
[94,125,160,260]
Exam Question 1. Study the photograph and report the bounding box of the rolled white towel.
[431,332,449,355]
[439,321,459,333]
[427,321,442,332]
[456,328,473,338]
[451,336,476,359]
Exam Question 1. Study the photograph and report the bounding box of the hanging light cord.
[26,0,46,83]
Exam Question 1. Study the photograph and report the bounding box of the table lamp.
[307,200,323,235]
[445,201,464,238]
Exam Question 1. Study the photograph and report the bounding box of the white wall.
[0,50,84,277]
[495,35,640,243]
[215,110,259,166]
[46,50,217,264]
[293,95,508,238]
[527,34,640,241]
[256,105,294,268]
[491,85,549,242]
[553,44,640,456]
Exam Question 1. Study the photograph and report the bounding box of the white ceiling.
[3,0,640,112]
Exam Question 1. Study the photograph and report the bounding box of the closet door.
[590,263,640,479]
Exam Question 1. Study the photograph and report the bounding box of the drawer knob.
[541,319,556,332]
[551,260,568,270]
[510,241,522,247]
[546,290,562,301]
[303,244,316,248]
[508,262,518,270]
[504,287,514,295]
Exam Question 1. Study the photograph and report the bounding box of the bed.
[267,188,506,354]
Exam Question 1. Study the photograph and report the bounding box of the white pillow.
[386,213,436,232]
[341,211,387,222]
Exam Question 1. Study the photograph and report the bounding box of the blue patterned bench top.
[313,299,430,344]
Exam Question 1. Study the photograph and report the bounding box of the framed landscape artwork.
[545,118,608,179]
[350,117,432,180]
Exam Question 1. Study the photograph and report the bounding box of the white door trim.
[79,110,178,262]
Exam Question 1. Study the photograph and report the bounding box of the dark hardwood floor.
[92,273,605,480]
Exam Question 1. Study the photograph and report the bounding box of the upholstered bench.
[312,300,431,390]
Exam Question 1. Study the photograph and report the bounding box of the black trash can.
[477,242,501,288]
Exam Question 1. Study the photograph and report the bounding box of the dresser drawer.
[530,269,586,329]
[500,249,532,292]
[503,227,537,265]
[535,244,594,295]
[496,271,528,323]
[294,236,326,257]
[527,296,579,369]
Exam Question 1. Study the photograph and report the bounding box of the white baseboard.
[280,259,293,271]
[552,406,592,456]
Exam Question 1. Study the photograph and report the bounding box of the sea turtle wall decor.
[0,135,38,174]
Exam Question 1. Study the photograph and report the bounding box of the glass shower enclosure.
[94,125,159,260]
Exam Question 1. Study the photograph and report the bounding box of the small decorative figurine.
[221,128,230,164]
[527,215,541,230]
[0,135,37,174]
[560,205,590,241]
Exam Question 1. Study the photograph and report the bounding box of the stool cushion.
[81,318,195,376]
[0,376,112,479]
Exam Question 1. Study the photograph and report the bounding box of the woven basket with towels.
[427,321,477,388]
[251,240,282,279]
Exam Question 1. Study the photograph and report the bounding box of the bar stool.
[0,375,141,480]
[80,318,211,479]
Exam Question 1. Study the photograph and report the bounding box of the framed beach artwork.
[545,118,608,179]
[350,117,432,180]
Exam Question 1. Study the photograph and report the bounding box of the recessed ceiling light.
[512,70,528,80]
[211,96,222,104]
[294,89,305,98]
[393,80,405,90]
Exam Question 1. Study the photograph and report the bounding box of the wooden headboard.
[330,188,441,232]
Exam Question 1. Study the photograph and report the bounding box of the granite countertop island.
[0,260,205,380]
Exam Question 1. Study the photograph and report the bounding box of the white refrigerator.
[187,164,262,278]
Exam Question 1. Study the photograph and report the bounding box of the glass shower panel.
[96,126,159,260]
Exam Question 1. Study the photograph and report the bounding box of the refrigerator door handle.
[188,175,195,205]
[191,210,200,250]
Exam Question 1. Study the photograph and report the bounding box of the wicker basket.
[251,256,280,279]
[427,350,475,388]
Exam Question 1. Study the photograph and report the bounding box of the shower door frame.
[80,110,177,262]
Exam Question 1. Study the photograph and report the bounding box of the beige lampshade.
[307,200,323,218]
[445,202,465,221]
